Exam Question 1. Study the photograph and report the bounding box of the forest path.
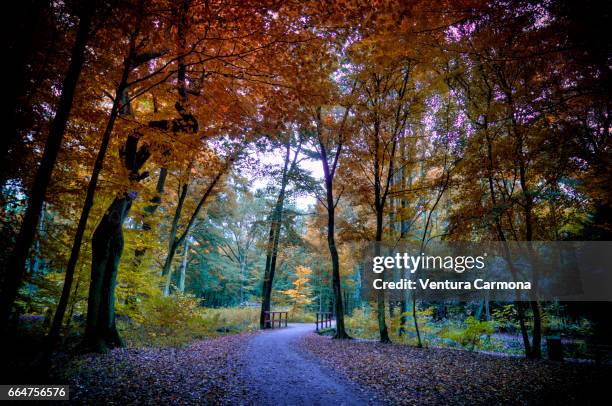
[242,323,377,406]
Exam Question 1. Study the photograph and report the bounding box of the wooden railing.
[264,311,288,329]
[316,312,333,331]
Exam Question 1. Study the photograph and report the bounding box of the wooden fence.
[316,312,333,331]
[264,311,288,329]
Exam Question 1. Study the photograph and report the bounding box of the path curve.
[242,323,376,406]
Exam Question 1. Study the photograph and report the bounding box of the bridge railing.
[264,311,288,329]
[315,312,333,331]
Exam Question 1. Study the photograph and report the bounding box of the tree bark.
[83,134,150,353]
[315,106,350,339]
[84,195,132,352]
[325,178,350,339]
[162,182,189,295]
[0,2,95,332]
[178,235,189,293]
[375,207,391,343]
[260,141,292,329]
[399,139,411,336]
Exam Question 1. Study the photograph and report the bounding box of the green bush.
[441,316,496,350]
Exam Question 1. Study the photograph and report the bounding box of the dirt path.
[242,323,377,406]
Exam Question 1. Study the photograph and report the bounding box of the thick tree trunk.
[530,300,542,358]
[84,195,132,353]
[0,3,94,331]
[83,134,150,353]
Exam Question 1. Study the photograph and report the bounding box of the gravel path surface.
[243,323,378,406]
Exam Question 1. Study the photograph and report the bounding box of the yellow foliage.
[118,294,260,348]
[280,265,312,313]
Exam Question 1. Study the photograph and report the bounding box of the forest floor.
[49,323,611,405]
[300,333,612,405]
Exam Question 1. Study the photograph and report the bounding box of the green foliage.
[345,305,437,346]
[492,304,520,333]
[390,307,437,346]
[440,317,496,351]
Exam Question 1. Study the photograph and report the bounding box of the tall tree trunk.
[83,134,150,353]
[259,209,278,328]
[162,182,189,295]
[260,141,291,329]
[84,195,132,352]
[519,149,542,359]
[373,120,392,343]
[483,128,533,357]
[399,153,411,336]
[325,181,349,339]
[375,207,391,343]
[0,2,95,331]
[178,236,189,293]
[315,106,351,339]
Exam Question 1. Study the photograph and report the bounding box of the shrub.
[288,310,315,323]
[441,316,496,350]
[119,294,220,347]
[118,295,261,348]
[389,307,437,346]
[345,308,380,339]
[206,307,259,332]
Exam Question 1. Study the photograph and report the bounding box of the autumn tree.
[0,1,96,332]
[309,100,354,339]
[260,130,304,328]
[48,0,171,347]
[282,265,313,314]
[346,44,417,343]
